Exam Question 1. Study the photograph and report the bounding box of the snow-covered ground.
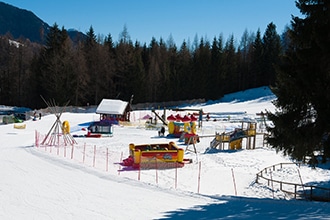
[1,86,330,219]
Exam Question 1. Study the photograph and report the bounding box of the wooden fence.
[256,162,330,202]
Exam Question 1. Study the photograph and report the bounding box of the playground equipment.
[122,142,191,169]
[143,108,166,130]
[151,108,167,125]
[13,123,26,129]
[40,98,77,146]
[166,114,198,141]
[62,120,70,134]
[170,108,203,128]
[210,121,257,150]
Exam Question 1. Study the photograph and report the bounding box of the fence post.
[71,144,74,159]
[270,169,274,199]
[106,148,108,172]
[83,143,86,164]
[155,157,158,184]
[35,130,39,147]
[310,186,313,200]
[118,152,123,175]
[297,168,306,199]
[138,163,141,181]
[197,161,201,193]
[93,145,96,167]
[175,162,178,189]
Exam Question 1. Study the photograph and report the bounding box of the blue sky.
[3,0,301,46]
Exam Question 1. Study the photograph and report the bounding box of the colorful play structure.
[62,120,70,134]
[166,114,199,144]
[146,107,203,131]
[122,142,191,169]
[210,121,257,150]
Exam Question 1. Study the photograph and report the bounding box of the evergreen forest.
[0,22,282,108]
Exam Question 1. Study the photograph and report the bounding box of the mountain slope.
[0,2,48,42]
[0,1,85,43]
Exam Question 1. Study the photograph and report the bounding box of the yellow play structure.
[210,121,257,150]
[121,142,190,169]
[167,114,198,139]
[62,120,70,134]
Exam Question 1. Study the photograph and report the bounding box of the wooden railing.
[256,162,330,202]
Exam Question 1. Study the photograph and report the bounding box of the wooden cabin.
[96,99,131,122]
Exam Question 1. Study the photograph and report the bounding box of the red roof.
[167,114,176,121]
[182,115,191,122]
[175,114,183,121]
[190,115,198,122]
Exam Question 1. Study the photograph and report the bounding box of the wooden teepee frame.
[41,98,77,146]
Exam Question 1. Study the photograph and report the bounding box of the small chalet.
[96,99,131,122]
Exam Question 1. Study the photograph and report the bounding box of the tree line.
[0,22,283,108]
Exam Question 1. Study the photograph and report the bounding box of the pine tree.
[37,24,74,104]
[262,22,281,86]
[238,29,255,90]
[268,0,330,163]
[223,35,238,94]
[129,41,146,104]
[192,37,211,99]
[114,27,134,101]
[176,41,192,100]
[209,36,224,100]
[84,26,107,105]
[251,30,264,87]
[71,41,89,106]
[103,33,116,99]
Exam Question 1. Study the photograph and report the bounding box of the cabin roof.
[96,99,128,115]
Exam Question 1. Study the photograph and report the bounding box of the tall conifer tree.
[262,22,281,86]
[268,0,330,163]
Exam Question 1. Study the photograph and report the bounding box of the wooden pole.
[197,161,201,193]
[231,168,237,196]
[297,168,306,199]
[269,169,274,199]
